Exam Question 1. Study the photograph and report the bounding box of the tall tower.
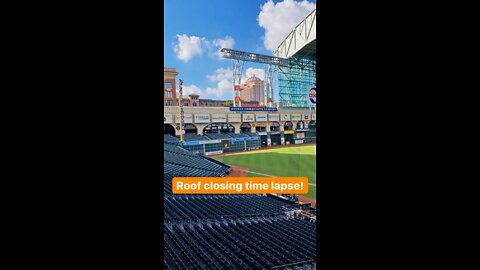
[240,75,264,103]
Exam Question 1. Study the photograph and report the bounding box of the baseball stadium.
[164,8,316,270]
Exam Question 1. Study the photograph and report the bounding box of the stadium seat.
[163,140,316,269]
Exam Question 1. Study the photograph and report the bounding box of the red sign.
[235,96,241,102]
[234,85,240,91]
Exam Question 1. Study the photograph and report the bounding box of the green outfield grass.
[213,145,317,199]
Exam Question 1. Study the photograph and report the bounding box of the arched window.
[270,121,280,131]
[296,121,306,130]
[284,121,293,130]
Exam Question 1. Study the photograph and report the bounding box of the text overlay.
[172,177,308,194]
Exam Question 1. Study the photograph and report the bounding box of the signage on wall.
[230,107,278,112]
[176,114,192,124]
[303,114,310,120]
[256,114,267,122]
[268,114,279,121]
[308,85,316,106]
[291,114,301,121]
[194,114,211,123]
[211,114,227,122]
[281,114,290,121]
[164,114,173,123]
[242,114,255,122]
[205,150,223,156]
[228,114,242,123]
[229,137,259,142]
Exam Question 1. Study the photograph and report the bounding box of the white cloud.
[206,68,233,82]
[213,36,234,49]
[183,84,203,96]
[212,36,235,58]
[205,79,234,98]
[204,68,234,98]
[173,34,235,61]
[258,0,316,51]
[244,67,265,80]
[173,34,208,62]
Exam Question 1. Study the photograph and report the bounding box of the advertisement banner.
[291,114,301,121]
[256,114,267,122]
[280,114,291,121]
[295,139,304,144]
[230,107,278,112]
[284,130,295,134]
[176,114,193,124]
[194,114,211,123]
[308,85,316,106]
[211,114,227,123]
[164,114,173,124]
[242,114,255,122]
[182,141,200,146]
[205,150,224,156]
[268,114,279,121]
[202,140,222,144]
[228,114,242,123]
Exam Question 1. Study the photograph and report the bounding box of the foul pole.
[178,79,184,143]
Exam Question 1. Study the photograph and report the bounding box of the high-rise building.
[239,75,264,104]
[164,67,178,106]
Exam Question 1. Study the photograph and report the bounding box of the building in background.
[178,94,231,107]
[164,67,233,107]
[164,67,178,106]
[239,75,265,104]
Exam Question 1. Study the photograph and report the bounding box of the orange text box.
[172,177,308,194]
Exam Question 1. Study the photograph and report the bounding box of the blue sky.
[164,0,316,100]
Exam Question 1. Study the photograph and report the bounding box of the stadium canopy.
[274,9,316,60]
[274,9,316,109]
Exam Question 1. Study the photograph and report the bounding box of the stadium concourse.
[163,136,316,270]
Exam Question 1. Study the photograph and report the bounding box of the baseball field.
[213,144,317,200]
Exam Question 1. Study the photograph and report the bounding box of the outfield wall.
[164,106,316,136]
[181,134,315,156]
